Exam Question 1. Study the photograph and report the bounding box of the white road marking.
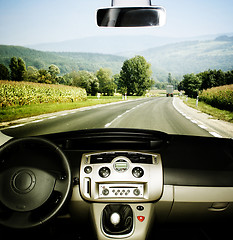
[105,101,149,128]
[48,116,57,119]
[32,119,44,123]
[191,120,198,124]
[172,97,224,138]
[198,124,208,129]
[105,123,111,128]
[8,124,25,128]
[209,132,223,138]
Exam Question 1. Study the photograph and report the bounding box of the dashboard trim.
[79,150,163,202]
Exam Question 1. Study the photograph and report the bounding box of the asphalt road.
[2,97,212,138]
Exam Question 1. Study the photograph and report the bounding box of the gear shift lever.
[110,212,121,226]
[102,204,133,236]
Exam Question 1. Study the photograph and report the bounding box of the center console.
[79,151,163,239]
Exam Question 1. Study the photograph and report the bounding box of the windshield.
[0,0,233,139]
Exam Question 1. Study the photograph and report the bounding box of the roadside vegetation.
[178,70,233,122]
[0,96,127,123]
[199,84,233,112]
[184,97,233,123]
[178,69,233,98]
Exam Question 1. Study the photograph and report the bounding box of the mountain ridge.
[25,33,233,55]
[1,35,233,82]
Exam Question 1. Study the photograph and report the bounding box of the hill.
[141,37,233,81]
[1,36,233,82]
[0,45,125,75]
[26,34,229,55]
[26,35,181,54]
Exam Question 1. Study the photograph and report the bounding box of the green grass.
[0,96,141,123]
[183,97,233,123]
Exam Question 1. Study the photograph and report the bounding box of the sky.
[0,0,233,45]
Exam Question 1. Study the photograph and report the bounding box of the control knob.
[99,167,111,178]
[102,188,109,196]
[133,188,140,196]
[132,167,144,178]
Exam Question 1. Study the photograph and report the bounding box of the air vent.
[90,152,153,164]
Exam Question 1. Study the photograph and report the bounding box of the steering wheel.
[0,137,71,229]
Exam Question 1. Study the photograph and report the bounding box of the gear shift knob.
[110,212,121,226]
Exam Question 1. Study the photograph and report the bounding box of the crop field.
[199,84,233,112]
[0,80,87,108]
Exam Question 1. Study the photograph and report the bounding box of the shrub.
[199,84,233,111]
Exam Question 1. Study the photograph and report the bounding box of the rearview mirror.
[97,7,166,27]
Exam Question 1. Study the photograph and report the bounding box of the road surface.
[1,97,213,138]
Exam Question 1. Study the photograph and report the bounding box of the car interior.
[0,128,233,240]
[0,0,233,240]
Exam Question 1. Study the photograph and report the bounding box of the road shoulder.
[173,97,233,138]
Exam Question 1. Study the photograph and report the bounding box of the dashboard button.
[137,205,144,211]
[137,216,145,222]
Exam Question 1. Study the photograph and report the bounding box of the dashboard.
[0,128,233,240]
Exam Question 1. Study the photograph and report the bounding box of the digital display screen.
[115,162,127,169]
[114,160,129,172]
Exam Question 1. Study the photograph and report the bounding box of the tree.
[17,58,27,81]
[9,57,18,81]
[0,64,10,80]
[181,73,201,98]
[26,66,39,82]
[37,69,52,84]
[96,68,115,96]
[9,57,26,81]
[72,70,99,95]
[225,70,233,85]
[168,73,172,84]
[119,56,153,96]
[49,64,60,78]
[167,73,179,89]
[63,71,76,86]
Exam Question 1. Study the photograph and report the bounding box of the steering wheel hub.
[12,170,36,194]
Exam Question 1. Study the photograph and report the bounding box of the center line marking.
[105,101,150,128]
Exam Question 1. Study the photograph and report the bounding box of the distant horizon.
[23,31,233,46]
[0,31,232,48]
[20,32,233,56]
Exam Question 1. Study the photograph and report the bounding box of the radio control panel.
[79,151,163,202]
[99,183,144,198]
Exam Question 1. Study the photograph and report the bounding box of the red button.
[137,216,145,222]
